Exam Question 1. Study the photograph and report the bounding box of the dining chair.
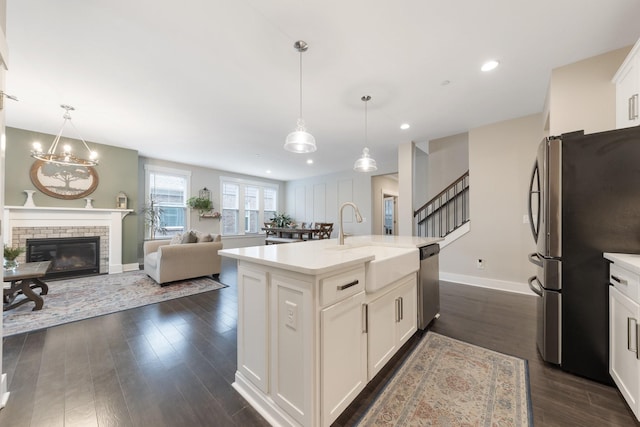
[315,222,333,239]
[264,222,277,237]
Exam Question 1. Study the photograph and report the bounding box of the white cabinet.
[613,39,640,129]
[236,265,270,393]
[233,254,419,427]
[234,261,366,427]
[321,291,367,426]
[608,259,640,421]
[367,273,417,379]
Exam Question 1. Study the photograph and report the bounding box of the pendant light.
[284,40,317,153]
[353,95,377,172]
[31,104,99,167]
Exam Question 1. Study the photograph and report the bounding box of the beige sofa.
[143,233,223,285]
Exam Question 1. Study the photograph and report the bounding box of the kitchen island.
[219,235,440,427]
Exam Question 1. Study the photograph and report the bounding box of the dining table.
[261,226,323,240]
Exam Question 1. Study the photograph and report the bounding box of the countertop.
[604,252,640,273]
[219,235,441,276]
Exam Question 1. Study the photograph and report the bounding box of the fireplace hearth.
[27,236,100,279]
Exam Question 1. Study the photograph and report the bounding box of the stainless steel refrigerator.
[527,126,640,384]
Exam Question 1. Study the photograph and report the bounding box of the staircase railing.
[414,171,469,238]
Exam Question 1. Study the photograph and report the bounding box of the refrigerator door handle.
[528,252,543,267]
[528,276,544,297]
[528,161,541,243]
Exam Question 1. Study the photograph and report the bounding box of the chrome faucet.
[338,202,363,245]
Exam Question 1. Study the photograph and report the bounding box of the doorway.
[382,194,398,235]
[371,174,399,236]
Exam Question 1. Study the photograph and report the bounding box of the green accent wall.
[5,127,139,264]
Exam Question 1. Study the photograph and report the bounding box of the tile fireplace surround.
[3,206,133,274]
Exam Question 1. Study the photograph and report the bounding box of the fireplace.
[27,236,100,279]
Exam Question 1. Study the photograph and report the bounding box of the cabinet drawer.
[320,267,365,307]
[611,263,640,304]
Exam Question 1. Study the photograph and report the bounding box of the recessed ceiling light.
[266,170,271,174]
[481,60,500,72]
[307,159,313,164]
[400,123,410,130]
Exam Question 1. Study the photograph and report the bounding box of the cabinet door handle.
[633,94,639,120]
[611,275,628,286]
[362,304,368,333]
[337,279,359,291]
[636,322,640,360]
[395,298,400,323]
[629,96,634,121]
[628,317,638,353]
[399,296,404,320]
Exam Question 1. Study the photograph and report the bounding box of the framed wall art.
[30,160,99,200]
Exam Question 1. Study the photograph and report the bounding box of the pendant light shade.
[354,147,377,172]
[354,95,377,172]
[284,40,316,153]
[285,118,316,153]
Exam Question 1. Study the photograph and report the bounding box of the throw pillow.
[181,230,198,244]
[169,233,183,245]
[198,233,214,243]
[213,234,222,242]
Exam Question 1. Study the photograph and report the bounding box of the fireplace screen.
[27,236,100,279]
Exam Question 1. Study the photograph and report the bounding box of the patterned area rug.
[2,271,226,337]
[358,332,532,426]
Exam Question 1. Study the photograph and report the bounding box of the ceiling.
[5,1,640,181]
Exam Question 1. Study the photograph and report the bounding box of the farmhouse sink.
[326,244,419,293]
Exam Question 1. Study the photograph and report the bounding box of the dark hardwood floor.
[2,260,638,426]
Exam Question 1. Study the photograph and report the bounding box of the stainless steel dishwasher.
[418,243,440,330]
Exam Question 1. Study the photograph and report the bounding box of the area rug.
[2,271,226,337]
[357,332,532,426]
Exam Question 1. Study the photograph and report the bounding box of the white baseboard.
[232,373,296,427]
[122,263,140,272]
[440,272,535,296]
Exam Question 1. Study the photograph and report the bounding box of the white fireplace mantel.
[3,206,133,274]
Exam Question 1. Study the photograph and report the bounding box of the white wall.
[285,170,375,237]
[426,132,469,200]
[413,145,428,210]
[397,141,414,236]
[549,46,630,136]
[0,0,9,408]
[439,113,542,294]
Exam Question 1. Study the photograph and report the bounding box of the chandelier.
[284,40,317,153]
[31,104,99,167]
[353,95,377,172]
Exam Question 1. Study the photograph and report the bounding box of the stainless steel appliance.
[527,127,640,384]
[418,243,440,330]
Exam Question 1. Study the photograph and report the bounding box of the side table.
[3,261,52,311]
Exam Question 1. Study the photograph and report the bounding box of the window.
[220,177,278,236]
[222,182,240,235]
[145,165,191,238]
[264,187,277,225]
[245,186,259,233]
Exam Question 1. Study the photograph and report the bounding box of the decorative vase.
[24,190,36,207]
[85,198,94,208]
[3,258,18,271]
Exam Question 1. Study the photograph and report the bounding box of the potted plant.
[4,244,25,271]
[271,212,293,228]
[140,199,167,239]
[187,196,214,216]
